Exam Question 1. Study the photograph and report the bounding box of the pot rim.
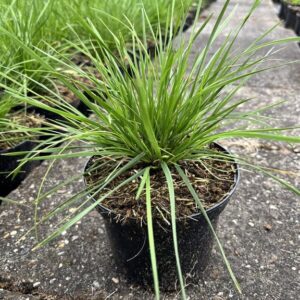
[83,142,240,220]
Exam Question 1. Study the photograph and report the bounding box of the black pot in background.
[182,0,217,32]
[285,5,297,29]
[295,13,300,36]
[183,9,197,32]
[77,99,92,117]
[85,144,240,291]
[279,1,287,20]
[0,141,40,200]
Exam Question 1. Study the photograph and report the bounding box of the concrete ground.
[0,0,299,299]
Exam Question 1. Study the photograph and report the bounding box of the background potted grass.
[54,0,197,104]
[56,0,201,116]
[283,1,300,29]
[277,0,300,33]
[57,0,194,54]
[0,0,84,121]
[0,0,65,91]
[285,0,300,35]
[1,0,300,298]
[0,0,196,116]
[0,96,44,198]
[0,0,70,195]
[184,0,214,31]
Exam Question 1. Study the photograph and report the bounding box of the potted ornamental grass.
[0,97,40,197]
[0,0,69,195]
[59,0,194,52]
[0,0,68,95]
[1,0,300,298]
[280,0,300,33]
[0,98,44,197]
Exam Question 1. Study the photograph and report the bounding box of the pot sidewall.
[0,141,39,198]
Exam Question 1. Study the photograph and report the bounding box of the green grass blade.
[161,162,187,299]
[145,167,160,299]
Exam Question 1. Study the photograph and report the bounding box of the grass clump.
[0,0,69,99]
[56,0,194,52]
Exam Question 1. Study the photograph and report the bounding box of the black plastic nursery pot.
[285,5,297,29]
[183,9,197,32]
[0,141,39,199]
[295,12,300,36]
[279,1,287,20]
[85,144,240,291]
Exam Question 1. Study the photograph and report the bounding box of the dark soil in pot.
[84,144,240,291]
[0,112,43,199]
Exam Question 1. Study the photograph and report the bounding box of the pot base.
[101,212,219,291]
